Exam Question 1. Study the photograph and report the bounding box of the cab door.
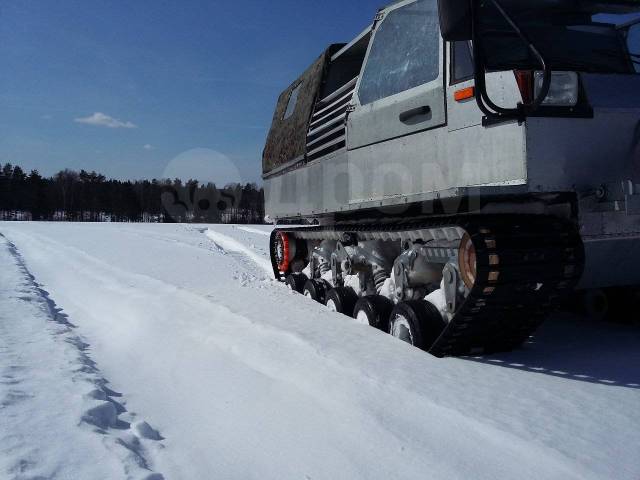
[347,0,446,150]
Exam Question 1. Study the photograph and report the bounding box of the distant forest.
[0,163,265,224]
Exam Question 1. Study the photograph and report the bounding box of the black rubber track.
[271,214,584,357]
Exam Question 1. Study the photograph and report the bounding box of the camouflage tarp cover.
[263,45,342,175]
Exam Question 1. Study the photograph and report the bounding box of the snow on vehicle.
[263,0,640,356]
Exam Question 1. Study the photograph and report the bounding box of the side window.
[358,0,440,106]
[282,83,302,120]
[451,41,474,84]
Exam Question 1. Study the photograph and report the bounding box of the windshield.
[478,1,640,74]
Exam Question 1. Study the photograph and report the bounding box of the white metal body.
[264,0,640,289]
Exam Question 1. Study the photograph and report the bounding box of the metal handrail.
[472,0,552,123]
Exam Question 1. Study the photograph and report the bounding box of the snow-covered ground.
[0,222,639,480]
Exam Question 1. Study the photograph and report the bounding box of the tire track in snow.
[235,226,272,236]
[203,228,273,279]
[0,234,165,480]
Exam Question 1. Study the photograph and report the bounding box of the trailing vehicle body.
[263,0,640,355]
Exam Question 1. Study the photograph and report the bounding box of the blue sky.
[0,0,381,184]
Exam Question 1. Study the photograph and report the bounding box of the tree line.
[0,163,265,224]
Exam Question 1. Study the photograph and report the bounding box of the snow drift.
[0,222,638,480]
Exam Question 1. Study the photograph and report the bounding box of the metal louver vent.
[306,76,358,161]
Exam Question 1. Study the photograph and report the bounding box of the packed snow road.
[0,223,639,480]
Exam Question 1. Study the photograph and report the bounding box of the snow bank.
[235,225,272,236]
[205,227,274,275]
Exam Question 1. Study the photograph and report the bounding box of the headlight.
[534,71,579,107]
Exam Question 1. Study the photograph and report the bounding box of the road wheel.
[325,287,359,317]
[389,300,447,351]
[353,295,394,331]
[303,279,331,304]
[285,273,308,293]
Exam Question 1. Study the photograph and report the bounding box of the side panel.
[264,150,349,219]
[448,72,523,132]
[348,121,527,204]
[526,112,640,192]
[264,120,527,220]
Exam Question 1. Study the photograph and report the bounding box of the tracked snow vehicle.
[263,0,640,356]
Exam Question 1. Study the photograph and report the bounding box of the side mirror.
[438,0,472,41]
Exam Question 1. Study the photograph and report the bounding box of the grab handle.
[399,105,431,123]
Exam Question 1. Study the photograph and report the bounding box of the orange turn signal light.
[454,86,475,102]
